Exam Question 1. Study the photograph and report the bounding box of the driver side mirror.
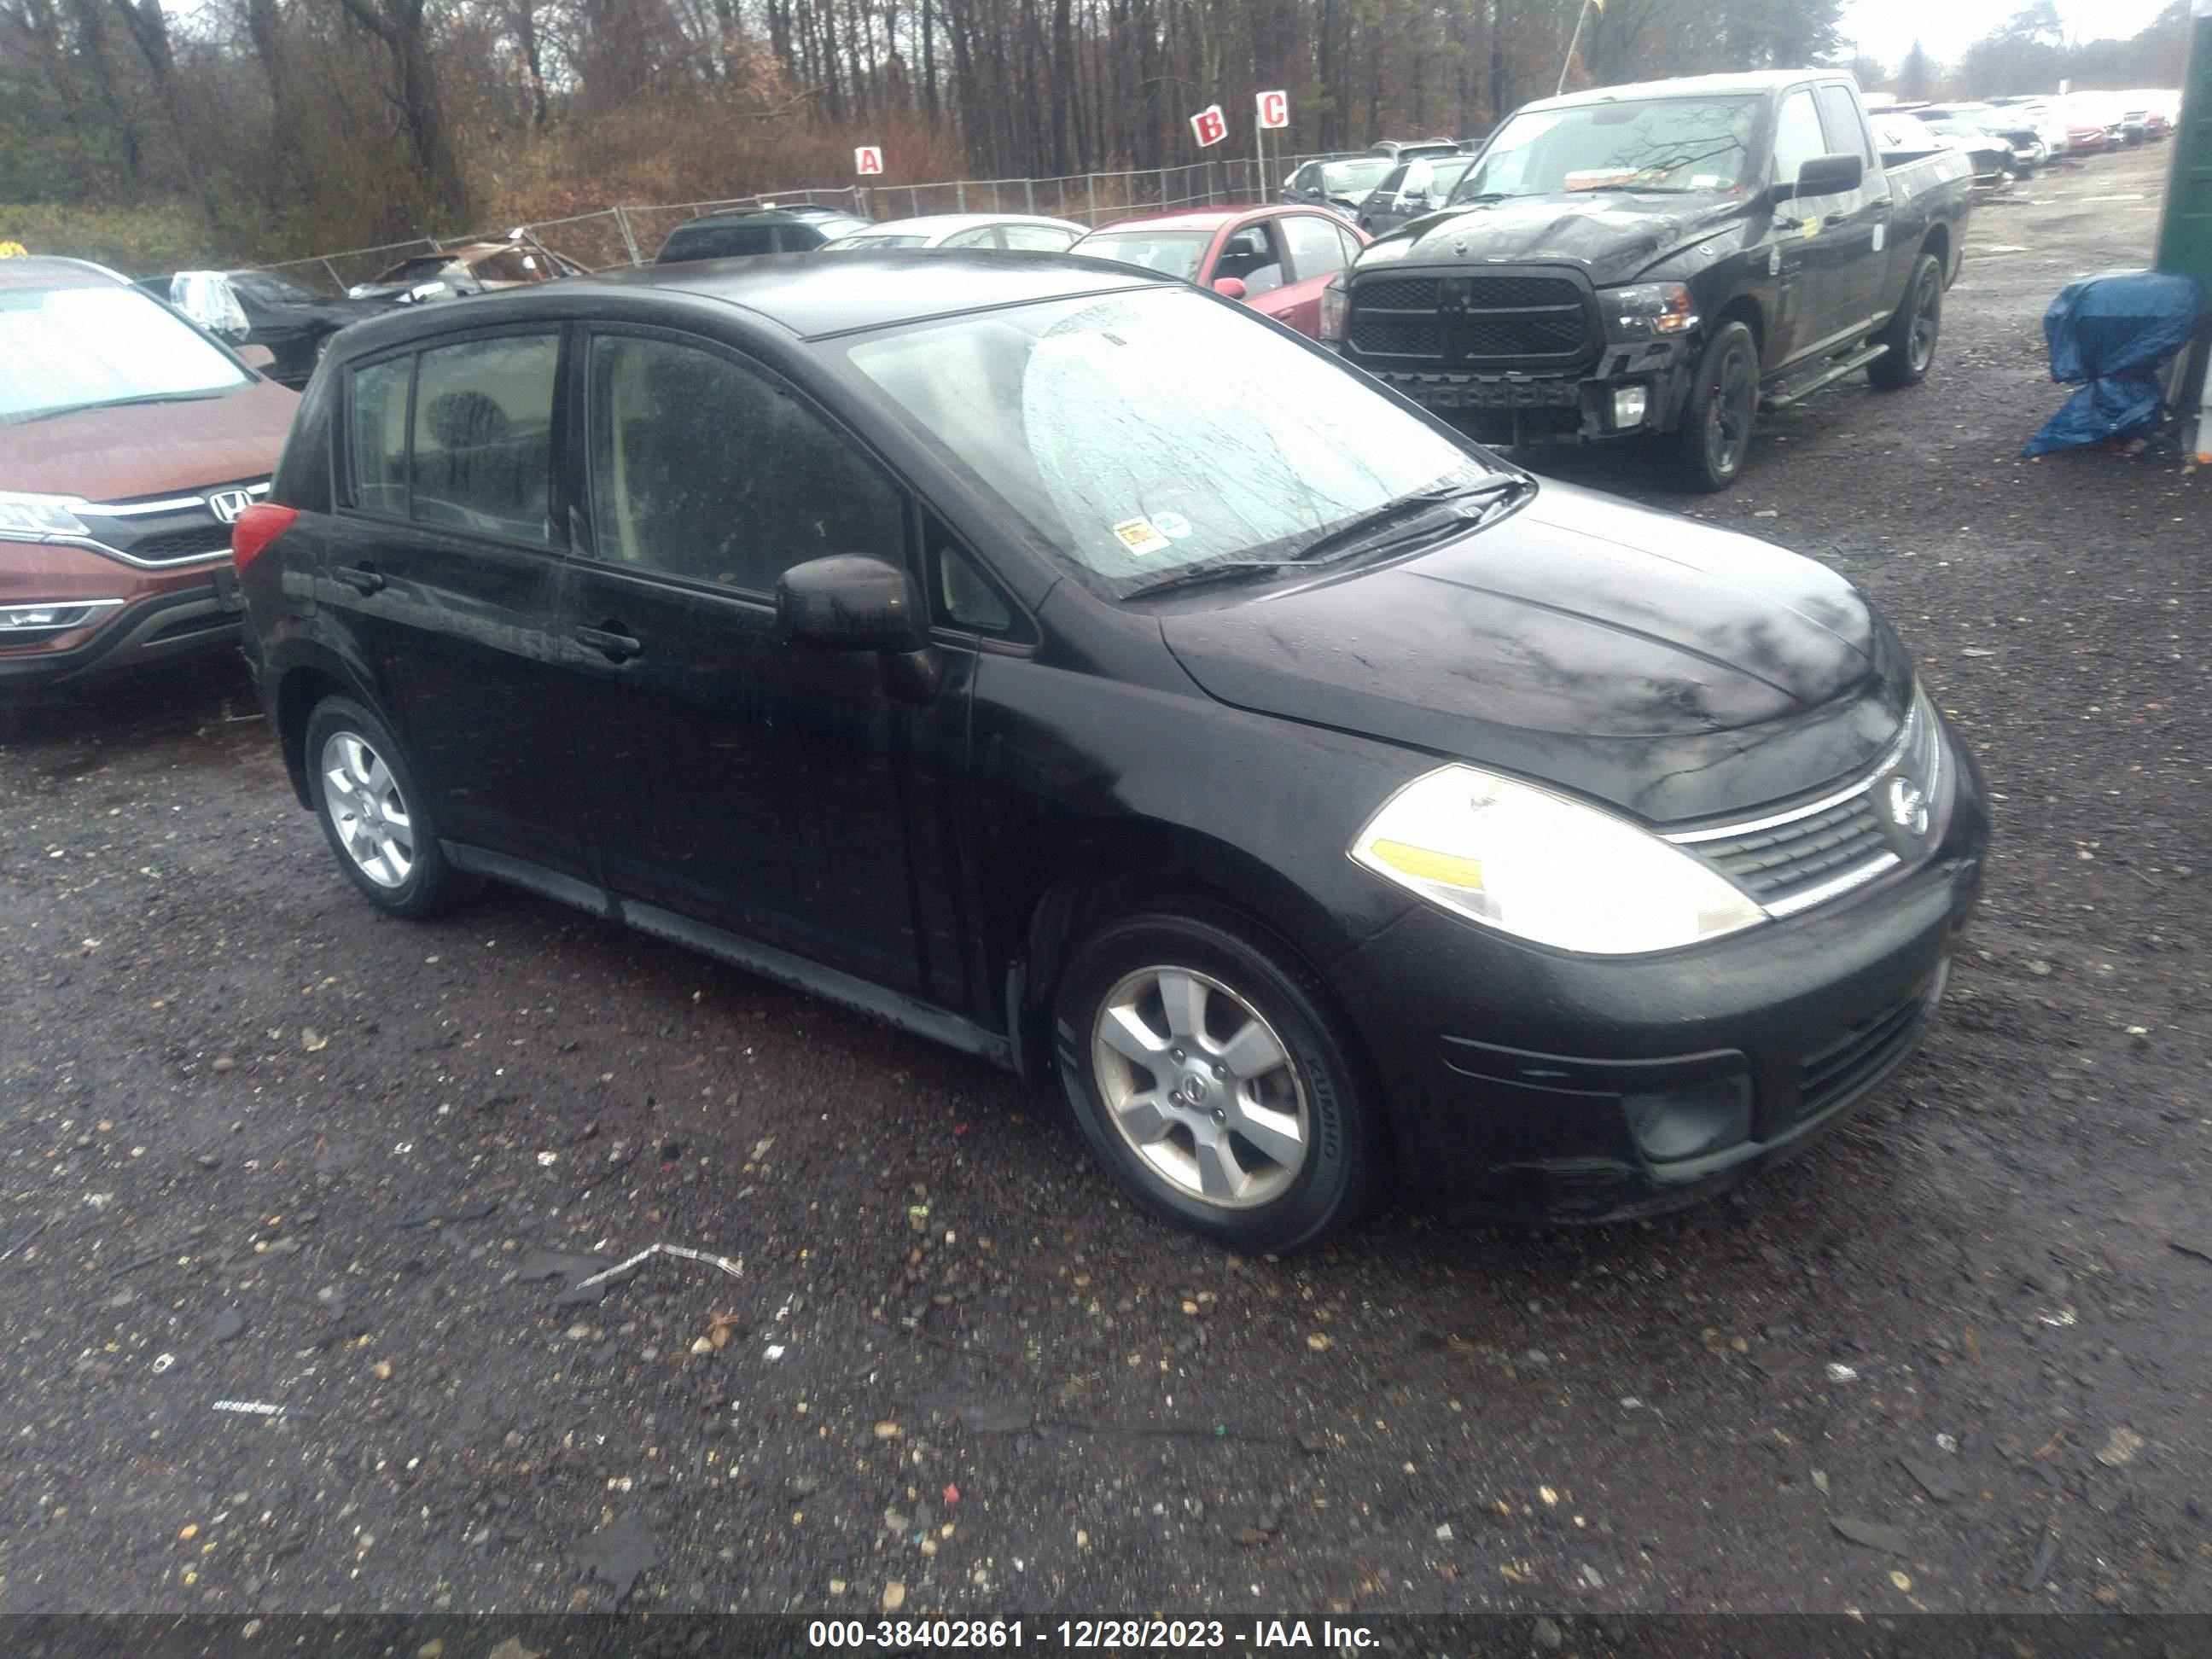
[1212,276,1249,300]
[777,555,928,654]
[1773,151,1863,204]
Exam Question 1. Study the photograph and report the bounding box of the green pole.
[2157,3,2212,278]
[2157,3,2212,454]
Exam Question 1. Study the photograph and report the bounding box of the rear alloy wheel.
[305,696,478,919]
[1670,320,1760,492]
[1053,907,1381,1250]
[1869,253,1943,390]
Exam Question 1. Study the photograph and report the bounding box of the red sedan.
[2064,124,2112,154]
[1072,206,1371,340]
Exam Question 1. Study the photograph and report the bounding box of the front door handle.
[573,622,643,663]
[335,562,386,595]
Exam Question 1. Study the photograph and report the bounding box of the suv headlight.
[1320,277,1348,343]
[1350,765,1767,954]
[1601,281,1698,342]
[0,492,91,539]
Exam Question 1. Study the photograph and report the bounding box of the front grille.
[1351,314,1446,358]
[1459,312,1588,357]
[1458,275,1582,310]
[75,478,268,568]
[1667,692,1944,919]
[1796,967,1945,1120]
[1356,277,1441,312]
[124,527,232,563]
[1691,795,1893,902]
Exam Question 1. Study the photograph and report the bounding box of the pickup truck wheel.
[1052,906,1382,1251]
[1669,321,1759,492]
[1869,253,1943,390]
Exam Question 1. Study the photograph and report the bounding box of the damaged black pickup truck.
[1322,71,1974,489]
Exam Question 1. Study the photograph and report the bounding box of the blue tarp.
[2023,269,2204,457]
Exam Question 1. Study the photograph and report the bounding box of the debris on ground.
[577,1512,658,1604]
[1830,1516,1912,1556]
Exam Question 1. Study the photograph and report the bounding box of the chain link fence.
[261,155,1356,294]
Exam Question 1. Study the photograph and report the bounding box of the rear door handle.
[573,623,643,663]
[334,562,386,595]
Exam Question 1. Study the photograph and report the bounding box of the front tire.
[1869,252,1943,390]
[1052,905,1382,1251]
[304,696,478,919]
[1668,320,1760,492]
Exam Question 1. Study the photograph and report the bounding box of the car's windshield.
[0,282,249,423]
[844,286,1502,595]
[1073,230,1214,282]
[824,234,930,250]
[1450,95,1762,201]
[1320,158,1394,197]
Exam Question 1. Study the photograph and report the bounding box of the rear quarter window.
[351,358,410,516]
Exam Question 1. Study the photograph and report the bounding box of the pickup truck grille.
[1349,268,1598,370]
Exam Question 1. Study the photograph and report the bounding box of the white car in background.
[818,213,1089,253]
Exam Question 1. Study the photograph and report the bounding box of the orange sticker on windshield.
[1111,517,1172,556]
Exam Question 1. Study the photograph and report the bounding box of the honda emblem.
[207,489,253,524]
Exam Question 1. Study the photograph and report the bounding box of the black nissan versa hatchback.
[233,253,1988,1250]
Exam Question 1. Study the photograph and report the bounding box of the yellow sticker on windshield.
[1111,517,1172,556]
[1802,214,1823,238]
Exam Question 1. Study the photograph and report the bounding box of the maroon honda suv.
[0,256,298,694]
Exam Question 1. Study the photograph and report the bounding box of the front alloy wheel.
[1054,905,1381,1250]
[1669,320,1760,492]
[1091,965,1310,1208]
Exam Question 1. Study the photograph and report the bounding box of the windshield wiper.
[1289,476,1530,566]
[1124,477,1531,601]
[1447,192,1518,208]
[17,388,230,424]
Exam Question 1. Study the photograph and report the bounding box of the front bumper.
[1329,727,1990,1222]
[1361,334,1697,443]
[0,568,243,693]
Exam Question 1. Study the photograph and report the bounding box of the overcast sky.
[1837,0,2179,66]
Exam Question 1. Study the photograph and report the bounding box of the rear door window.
[350,357,411,516]
[409,334,561,544]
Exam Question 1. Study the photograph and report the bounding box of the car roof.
[835,213,1088,237]
[1083,205,1316,234]
[1519,68,1834,113]
[0,255,131,292]
[336,252,1172,347]
[680,207,863,230]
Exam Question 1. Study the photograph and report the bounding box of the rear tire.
[1869,253,1943,391]
[304,696,479,919]
[1052,905,1382,1251]
[1668,321,1760,493]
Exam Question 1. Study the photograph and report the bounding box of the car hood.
[3,378,298,500]
[1158,481,1912,824]
[1377,191,1747,286]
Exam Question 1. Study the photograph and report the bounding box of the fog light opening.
[1627,1074,1753,1165]
[1611,385,1650,430]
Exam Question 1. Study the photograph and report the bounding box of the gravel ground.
[1,142,2206,1620]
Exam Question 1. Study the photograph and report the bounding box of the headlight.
[0,492,91,538]
[1602,281,1698,342]
[1349,765,1767,954]
[1320,277,1348,343]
